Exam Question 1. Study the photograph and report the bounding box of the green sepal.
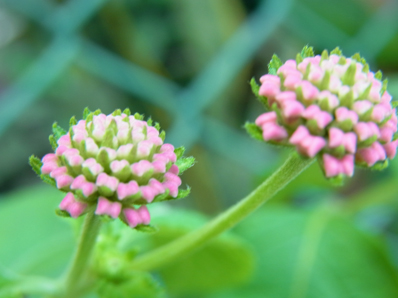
[329,145,345,158]
[334,119,354,132]
[175,156,195,174]
[112,165,132,182]
[86,112,94,124]
[98,186,115,198]
[268,54,282,75]
[146,117,153,126]
[250,77,268,109]
[327,174,345,186]
[358,107,373,122]
[375,70,382,80]
[245,122,264,141]
[154,122,161,131]
[93,109,102,116]
[319,71,331,91]
[363,63,369,73]
[330,47,342,56]
[102,127,116,148]
[174,146,185,159]
[135,224,158,233]
[371,159,389,171]
[351,53,361,62]
[69,116,77,128]
[381,79,388,94]
[306,119,322,135]
[83,107,92,120]
[98,215,115,223]
[357,83,372,100]
[357,135,378,148]
[295,53,303,64]
[393,132,398,141]
[55,209,71,217]
[122,108,131,116]
[341,62,357,86]
[52,122,67,141]
[338,56,346,65]
[134,113,144,120]
[159,130,166,142]
[29,155,42,176]
[321,49,329,61]
[301,45,314,58]
[112,109,122,116]
[97,149,113,172]
[339,89,354,108]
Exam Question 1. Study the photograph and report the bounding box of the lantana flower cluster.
[248,47,398,179]
[30,108,193,229]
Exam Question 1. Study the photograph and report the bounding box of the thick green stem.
[131,152,314,271]
[62,211,102,297]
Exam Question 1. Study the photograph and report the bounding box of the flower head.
[30,108,194,230]
[247,46,398,180]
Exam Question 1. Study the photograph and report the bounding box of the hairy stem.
[62,211,101,297]
[132,152,314,271]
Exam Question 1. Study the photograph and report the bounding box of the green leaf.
[301,45,314,58]
[268,54,282,75]
[208,206,398,298]
[39,174,56,187]
[0,185,75,277]
[49,135,57,150]
[175,156,195,173]
[175,187,190,200]
[51,122,67,141]
[95,271,165,298]
[244,122,263,141]
[138,207,255,296]
[174,146,185,159]
[250,78,268,108]
[29,155,42,176]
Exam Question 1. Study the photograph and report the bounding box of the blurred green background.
[1,0,398,297]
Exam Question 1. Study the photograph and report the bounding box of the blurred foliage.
[0,0,398,297]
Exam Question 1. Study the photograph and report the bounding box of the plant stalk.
[131,152,314,271]
[62,211,102,297]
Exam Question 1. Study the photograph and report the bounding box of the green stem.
[131,152,314,271]
[62,211,102,297]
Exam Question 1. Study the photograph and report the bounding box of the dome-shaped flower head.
[30,108,195,230]
[246,46,398,181]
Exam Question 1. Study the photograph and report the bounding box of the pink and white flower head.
[31,108,194,229]
[249,46,398,180]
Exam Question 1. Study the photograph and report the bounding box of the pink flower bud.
[117,181,139,200]
[383,140,398,159]
[96,173,119,192]
[137,206,151,225]
[261,122,288,141]
[131,160,153,177]
[123,208,141,228]
[59,193,87,218]
[95,197,122,219]
[356,142,386,166]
